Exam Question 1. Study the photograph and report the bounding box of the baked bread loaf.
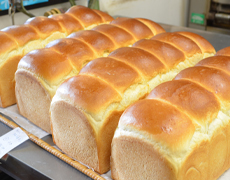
[215,46,230,56]
[0,5,113,108]
[15,18,165,133]
[50,32,215,173]
[111,47,230,180]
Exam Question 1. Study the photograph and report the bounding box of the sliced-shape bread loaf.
[111,47,230,180]
[50,32,215,173]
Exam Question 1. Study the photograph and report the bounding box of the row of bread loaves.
[111,47,230,180]
[49,31,215,173]
[0,5,113,108]
[15,17,165,133]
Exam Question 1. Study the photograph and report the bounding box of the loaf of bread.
[50,31,215,173]
[15,18,165,133]
[0,5,113,108]
[111,47,230,180]
[215,46,230,56]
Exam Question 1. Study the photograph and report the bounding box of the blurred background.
[0,0,229,34]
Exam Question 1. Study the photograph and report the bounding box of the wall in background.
[0,0,189,29]
[100,0,189,27]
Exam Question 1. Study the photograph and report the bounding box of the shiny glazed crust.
[0,5,113,108]
[50,32,215,173]
[111,47,230,179]
[15,17,166,133]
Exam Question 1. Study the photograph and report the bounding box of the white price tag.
[0,127,29,159]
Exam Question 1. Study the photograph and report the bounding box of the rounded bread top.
[133,39,186,69]
[151,32,202,57]
[68,29,116,55]
[215,46,230,56]
[110,17,155,40]
[175,65,230,103]
[92,23,135,47]
[0,32,18,56]
[118,55,230,151]
[175,31,215,54]
[91,9,114,22]
[46,38,97,72]
[196,55,230,74]
[147,79,220,126]
[49,13,84,35]
[0,5,114,57]
[53,32,215,120]
[66,5,104,27]
[136,18,166,35]
[18,48,72,84]
[79,56,142,93]
[118,99,196,151]
[17,17,166,84]
[1,25,39,47]
[55,75,121,115]
[25,16,63,39]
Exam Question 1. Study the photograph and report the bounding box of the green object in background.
[191,13,205,25]
[88,0,99,10]
[69,0,76,6]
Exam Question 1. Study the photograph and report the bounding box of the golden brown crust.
[56,75,121,114]
[196,55,230,75]
[136,18,166,35]
[67,30,116,55]
[18,48,72,84]
[92,9,114,22]
[46,38,97,71]
[108,46,167,79]
[79,57,141,93]
[49,14,83,34]
[112,121,230,180]
[133,39,186,69]
[25,16,64,38]
[15,17,165,135]
[93,24,135,46]
[147,79,220,125]
[174,66,230,102]
[49,32,215,174]
[179,117,229,180]
[215,46,230,56]
[0,55,22,107]
[66,5,103,27]
[110,17,154,40]
[178,140,209,180]
[151,32,202,57]
[111,54,230,180]
[119,99,196,150]
[0,5,113,108]
[175,31,216,54]
[0,32,18,56]
[18,18,166,86]
[1,25,39,46]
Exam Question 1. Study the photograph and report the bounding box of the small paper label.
[0,127,29,159]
